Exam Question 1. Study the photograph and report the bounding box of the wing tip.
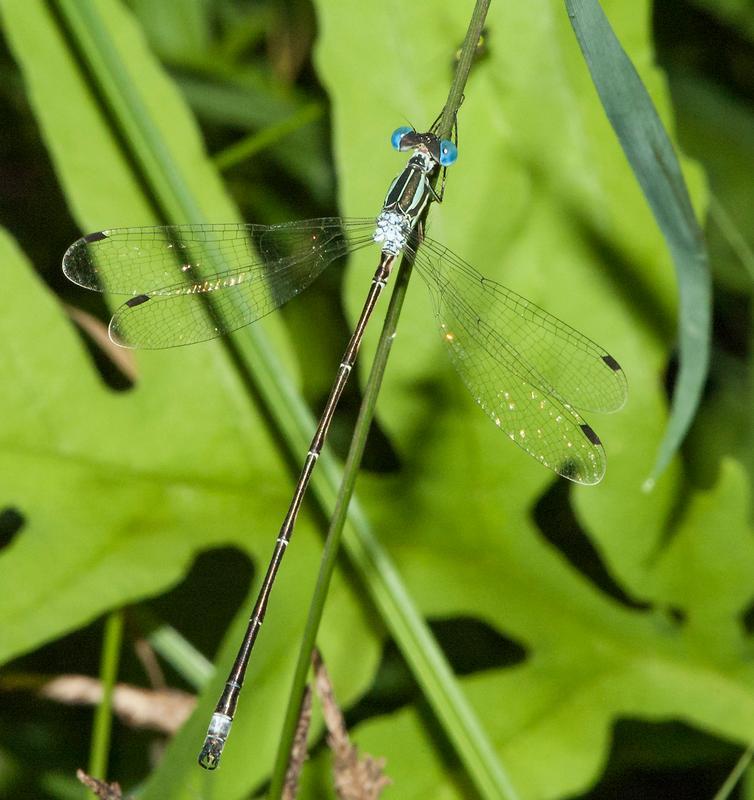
[108,312,136,350]
[62,237,95,290]
[558,457,606,486]
[554,424,607,485]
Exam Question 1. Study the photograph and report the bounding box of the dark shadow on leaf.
[0,506,25,550]
[740,603,754,635]
[346,616,527,726]
[533,480,649,611]
[666,606,687,625]
[575,217,674,345]
[146,546,254,667]
[576,718,743,800]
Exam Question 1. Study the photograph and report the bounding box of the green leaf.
[129,0,211,66]
[668,73,754,292]
[565,0,712,487]
[0,219,374,796]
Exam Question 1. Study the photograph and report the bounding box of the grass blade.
[88,609,124,785]
[566,0,712,488]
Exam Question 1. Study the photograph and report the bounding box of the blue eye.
[439,139,458,166]
[391,126,413,151]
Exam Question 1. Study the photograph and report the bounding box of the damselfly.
[63,120,626,770]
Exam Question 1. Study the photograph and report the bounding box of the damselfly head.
[390,127,458,167]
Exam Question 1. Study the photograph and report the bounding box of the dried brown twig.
[2,672,195,733]
[282,684,313,800]
[313,649,391,800]
[76,769,125,799]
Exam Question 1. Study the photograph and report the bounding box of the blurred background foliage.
[1,0,754,798]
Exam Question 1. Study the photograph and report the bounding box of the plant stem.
[269,2,519,799]
[87,609,124,787]
[439,0,491,140]
[213,102,323,172]
[712,745,754,800]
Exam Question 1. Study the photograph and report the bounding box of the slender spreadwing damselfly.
[63,119,626,769]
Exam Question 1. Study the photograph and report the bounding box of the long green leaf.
[566,0,712,487]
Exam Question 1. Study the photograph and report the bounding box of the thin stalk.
[709,194,754,284]
[270,2,517,799]
[712,745,754,800]
[213,102,323,171]
[439,0,490,139]
[87,609,124,786]
[131,607,213,690]
[744,759,754,800]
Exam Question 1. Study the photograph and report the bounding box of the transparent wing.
[63,219,377,349]
[413,238,627,485]
[416,236,627,414]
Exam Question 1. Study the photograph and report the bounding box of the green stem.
[213,102,323,172]
[270,2,518,799]
[439,0,491,140]
[87,609,124,786]
[131,607,213,690]
[713,745,754,800]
